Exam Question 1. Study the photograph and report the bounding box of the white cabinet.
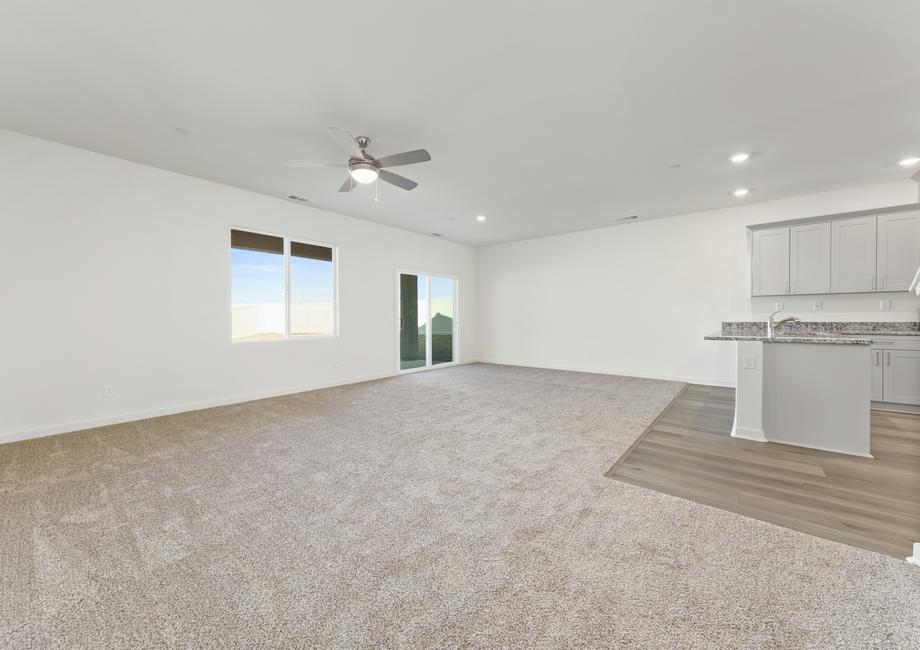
[749,207,919,297]
[871,337,920,406]
[830,216,877,293]
[877,211,920,291]
[870,349,884,402]
[882,349,920,406]
[789,222,830,294]
[751,227,789,296]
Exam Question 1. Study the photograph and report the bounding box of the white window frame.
[394,267,460,373]
[230,227,338,342]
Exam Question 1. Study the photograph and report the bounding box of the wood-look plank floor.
[606,384,920,558]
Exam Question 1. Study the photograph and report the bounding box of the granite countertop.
[704,321,920,346]
[704,332,873,345]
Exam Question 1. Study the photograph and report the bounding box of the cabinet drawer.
[870,337,920,351]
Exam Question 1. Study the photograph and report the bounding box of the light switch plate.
[813,300,823,311]
[775,301,784,311]
[743,355,756,370]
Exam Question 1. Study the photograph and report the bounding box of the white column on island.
[731,340,767,441]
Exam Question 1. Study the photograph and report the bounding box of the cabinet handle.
[871,276,876,291]
[880,276,886,290]
[875,350,880,366]
[784,281,789,295]
[791,280,796,294]
[887,351,892,366]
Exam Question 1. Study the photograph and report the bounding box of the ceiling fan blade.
[285,160,345,168]
[378,169,418,191]
[338,176,356,192]
[375,149,431,168]
[328,127,364,159]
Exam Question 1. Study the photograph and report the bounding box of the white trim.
[731,425,767,442]
[907,543,920,566]
[425,274,432,367]
[871,401,920,414]
[0,370,394,445]
[1,362,480,446]
[395,268,460,374]
[230,226,339,342]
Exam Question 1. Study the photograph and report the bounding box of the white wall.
[0,129,478,442]
[478,180,920,386]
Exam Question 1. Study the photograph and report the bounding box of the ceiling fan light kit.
[348,160,379,184]
[287,127,432,196]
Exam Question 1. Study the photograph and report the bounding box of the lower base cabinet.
[871,339,920,407]
[883,349,920,406]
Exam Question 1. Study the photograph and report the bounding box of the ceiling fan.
[286,127,431,192]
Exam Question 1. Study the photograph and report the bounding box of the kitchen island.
[704,322,895,457]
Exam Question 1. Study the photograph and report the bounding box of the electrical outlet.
[103,384,114,398]
[813,300,823,311]
[774,301,783,311]
[743,355,756,370]
[879,298,893,311]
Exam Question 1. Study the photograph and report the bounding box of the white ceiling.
[2,1,919,246]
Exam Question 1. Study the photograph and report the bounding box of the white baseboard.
[0,360,725,446]
[871,401,920,415]
[907,543,920,566]
[480,358,735,388]
[731,426,767,442]
[0,370,399,445]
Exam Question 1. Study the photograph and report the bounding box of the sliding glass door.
[398,271,456,371]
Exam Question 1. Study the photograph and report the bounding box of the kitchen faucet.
[767,310,800,338]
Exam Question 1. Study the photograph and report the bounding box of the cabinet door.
[789,222,830,294]
[882,349,920,405]
[870,349,884,401]
[751,227,789,296]
[877,211,920,291]
[830,216,877,293]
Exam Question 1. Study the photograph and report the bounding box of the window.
[231,229,335,341]
[290,241,334,336]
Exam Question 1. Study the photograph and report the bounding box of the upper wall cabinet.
[877,211,920,291]
[790,222,830,294]
[749,204,920,297]
[830,216,877,294]
[751,227,789,296]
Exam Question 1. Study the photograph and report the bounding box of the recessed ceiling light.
[729,152,750,164]
[476,215,487,222]
[431,232,444,238]
[898,156,920,167]
[733,188,750,197]
[174,127,191,136]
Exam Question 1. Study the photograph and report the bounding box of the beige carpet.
[1,364,918,648]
